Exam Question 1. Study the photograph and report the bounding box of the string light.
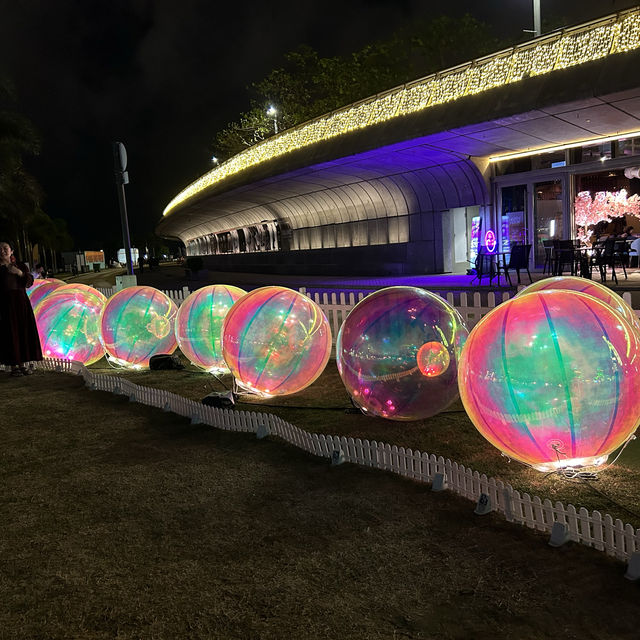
[163,9,640,219]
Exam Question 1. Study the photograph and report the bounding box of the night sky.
[0,0,634,253]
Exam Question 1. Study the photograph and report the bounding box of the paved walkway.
[62,261,640,305]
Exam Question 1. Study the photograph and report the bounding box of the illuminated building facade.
[158,8,640,274]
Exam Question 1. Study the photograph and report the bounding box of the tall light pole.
[523,0,542,37]
[267,105,279,135]
[112,141,134,277]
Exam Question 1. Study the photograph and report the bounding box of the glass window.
[531,150,566,170]
[534,180,563,266]
[570,142,612,164]
[501,185,527,252]
[494,157,532,176]
[616,137,640,157]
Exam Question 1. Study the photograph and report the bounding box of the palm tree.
[0,75,44,262]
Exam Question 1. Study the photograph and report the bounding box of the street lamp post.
[533,0,541,37]
[523,0,542,37]
[267,105,279,135]
[112,141,134,277]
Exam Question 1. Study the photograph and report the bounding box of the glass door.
[500,185,527,253]
[534,180,563,267]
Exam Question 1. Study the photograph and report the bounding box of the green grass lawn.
[88,355,640,529]
[2,370,640,639]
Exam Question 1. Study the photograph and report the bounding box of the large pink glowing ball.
[100,286,178,369]
[28,278,66,309]
[458,290,640,472]
[175,284,247,372]
[221,286,332,396]
[336,286,469,421]
[34,284,107,365]
[517,276,640,335]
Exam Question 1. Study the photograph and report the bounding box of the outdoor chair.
[498,243,532,286]
[552,240,576,276]
[630,237,640,268]
[542,240,553,274]
[613,240,629,279]
[470,247,492,285]
[593,237,618,284]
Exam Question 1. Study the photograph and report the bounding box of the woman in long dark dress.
[0,241,43,376]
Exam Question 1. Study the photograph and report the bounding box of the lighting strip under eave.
[488,130,640,163]
[162,8,640,218]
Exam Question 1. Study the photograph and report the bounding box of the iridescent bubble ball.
[336,286,468,421]
[175,284,246,372]
[458,290,640,471]
[28,278,66,309]
[517,276,640,334]
[222,286,332,396]
[34,284,107,365]
[100,286,178,369]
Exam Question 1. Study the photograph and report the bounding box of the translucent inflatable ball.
[34,283,107,365]
[222,286,332,396]
[175,284,246,372]
[28,278,66,309]
[336,286,468,421]
[100,286,178,369]
[458,289,640,471]
[517,275,640,334]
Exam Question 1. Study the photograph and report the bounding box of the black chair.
[593,237,618,284]
[470,247,492,285]
[542,240,553,274]
[500,243,532,286]
[553,240,576,276]
[613,240,629,280]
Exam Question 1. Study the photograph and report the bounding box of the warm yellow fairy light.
[488,129,640,162]
[163,8,640,218]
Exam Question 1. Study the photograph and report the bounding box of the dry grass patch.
[91,357,640,529]
[1,371,640,639]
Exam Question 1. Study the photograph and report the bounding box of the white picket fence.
[95,284,640,339]
[95,284,516,337]
[25,356,640,567]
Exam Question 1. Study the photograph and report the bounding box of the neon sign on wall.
[484,229,497,253]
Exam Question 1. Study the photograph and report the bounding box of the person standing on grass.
[0,242,42,376]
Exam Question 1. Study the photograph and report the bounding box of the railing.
[95,284,640,341]
[94,285,516,340]
[25,357,640,569]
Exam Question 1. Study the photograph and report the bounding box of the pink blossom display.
[574,189,640,245]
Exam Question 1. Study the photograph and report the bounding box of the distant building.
[117,248,139,265]
[62,250,106,273]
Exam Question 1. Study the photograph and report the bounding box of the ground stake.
[549,522,571,547]
[431,472,447,492]
[474,492,492,515]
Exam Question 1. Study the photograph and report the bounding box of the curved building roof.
[158,8,640,245]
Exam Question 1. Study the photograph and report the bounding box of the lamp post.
[523,0,542,37]
[267,105,278,135]
[533,0,541,37]
[112,141,134,277]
